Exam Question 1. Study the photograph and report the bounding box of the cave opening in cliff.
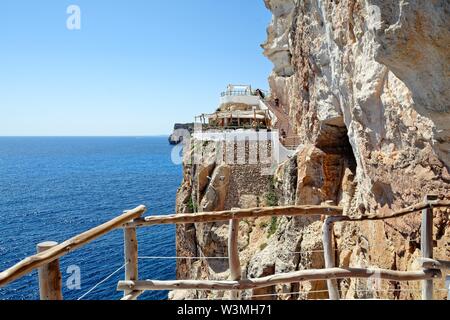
[316,122,354,157]
[316,121,357,206]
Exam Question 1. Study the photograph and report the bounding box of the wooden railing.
[0,199,449,300]
[0,206,147,299]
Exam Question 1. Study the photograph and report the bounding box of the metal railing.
[221,90,269,97]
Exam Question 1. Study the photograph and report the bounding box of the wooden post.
[124,226,138,298]
[228,209,241,300]
[446,276,450,301]
[322,216,340,300]
[121,290,143,301]
[37,241,63,300]
[421,195,437,300]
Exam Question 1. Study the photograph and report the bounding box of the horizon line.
[0,135,171,138]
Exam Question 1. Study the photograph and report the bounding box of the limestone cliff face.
[263,0,450,204]
[174,140,275,300]
[250,0,449,299]
[174,0,449,300]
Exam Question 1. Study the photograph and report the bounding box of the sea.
[0,137,182,300]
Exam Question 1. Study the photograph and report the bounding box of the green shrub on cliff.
[268,217,278,238]
[187,197,198,213]
[265,179,278,207]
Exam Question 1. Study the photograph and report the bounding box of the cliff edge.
[168,123,194,145]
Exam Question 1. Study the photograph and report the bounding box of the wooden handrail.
[347,200,450,221]
[125,205,343,228]
[125,201,450,229]
[0,205,147,288]
[117,268,440,292]
[418,258,450,270]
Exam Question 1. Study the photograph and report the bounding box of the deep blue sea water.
[0,137,182,300]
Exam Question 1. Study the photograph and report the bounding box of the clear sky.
[0,1,273,136]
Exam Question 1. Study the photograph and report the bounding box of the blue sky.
[0,1,272,136]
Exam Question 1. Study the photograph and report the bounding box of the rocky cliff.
[169,123,194,145]
[174,0,449,300]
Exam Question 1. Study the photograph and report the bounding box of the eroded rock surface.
[249,0,449,299]
[174,0,449,300]
[174,140,274,299]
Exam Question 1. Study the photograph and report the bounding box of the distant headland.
[168,123,194,145]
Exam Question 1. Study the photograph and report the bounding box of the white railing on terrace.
[220,90,269,97]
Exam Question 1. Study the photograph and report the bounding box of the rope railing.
[77,262,128,301]
[134,233,424,261]
[175,286,450,301]
[138,256,229,260]
[244,288,450,300]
